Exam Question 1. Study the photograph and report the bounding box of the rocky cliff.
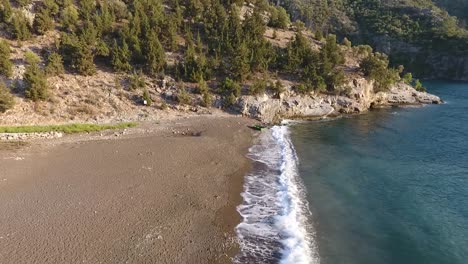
[371,37,468,81]
[236,77,442,123]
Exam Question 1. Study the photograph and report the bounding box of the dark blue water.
[291,81,468,264]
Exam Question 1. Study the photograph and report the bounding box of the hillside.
[283,0,468,80]
[0,0,440,125]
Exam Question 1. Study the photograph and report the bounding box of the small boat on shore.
[248,124,267,131]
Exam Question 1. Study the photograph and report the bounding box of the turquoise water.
[291,81,468,264]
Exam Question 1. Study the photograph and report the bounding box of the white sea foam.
[235,126,320,264]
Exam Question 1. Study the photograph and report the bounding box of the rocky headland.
[236,78,442,123]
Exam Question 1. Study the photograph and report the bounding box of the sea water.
[236,81,468,264]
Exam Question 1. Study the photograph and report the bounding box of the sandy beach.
[0,115,255,263]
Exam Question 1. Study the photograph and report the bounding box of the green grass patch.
[0,122,138,134]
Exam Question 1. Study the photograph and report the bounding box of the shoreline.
[0,115,255,263]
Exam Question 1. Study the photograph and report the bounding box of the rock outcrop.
[236,78,442,123]
[380,83,443,105]
[236,94,334,123]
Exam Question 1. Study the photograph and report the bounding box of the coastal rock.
[237,94,281,123]
[385,83,442,105]
[237,94,334,123]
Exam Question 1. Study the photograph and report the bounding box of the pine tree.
[269,6,290,29]
[243,8,274,72]
[231,41,250,81]
[11,10,32,40]
[161,14,179,51]
[79,0,95,21]
[60,4,79,32]
[184,0,203,21]
[182,33,208,82]
[111,39,132,72]
[285,31,312,71]
[202,89,212,107]
[197,76,212,107]
[0,0,12,23]
[0,81,14,113]
[226,4,243,53]
[76,42,96,76]
[360,53,399,92]
[0,40,12,77]
[144,32,166,76]
[202,0,227,50]
[24,52,49,101]
[44,0,59,17]
[33,7,55,35]
[45,52,65,76]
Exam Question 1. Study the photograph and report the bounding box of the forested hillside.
[282,0,468,80]
[0,0,422,120]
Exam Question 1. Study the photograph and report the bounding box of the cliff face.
[371,37,468,81]
[236,78,442,123]
[415,53,468,81]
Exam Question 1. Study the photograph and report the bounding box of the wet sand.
[0,116,255,263]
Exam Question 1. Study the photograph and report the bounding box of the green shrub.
[315,29,323,40]
[296,83,310,94]
[250,78,267,95]
[342,37,352,48]
[142,88,152,106]
[219,78,241,97]
[0,122,137,134]
[403,73,413,84]
[414,79,426,92]
[176,86,191,105]
[271,79,285,95]
[354,45,373,57]
[202,90,213,108]
[129,70,145,90]
[223,93,236,108]
[196,77,209,94]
